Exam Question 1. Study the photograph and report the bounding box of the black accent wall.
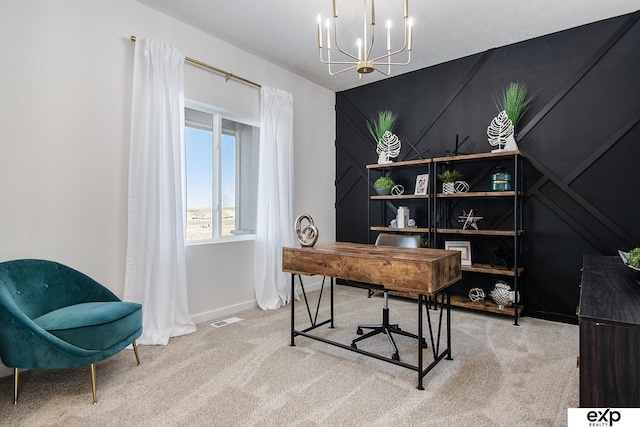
[335,11,640,323]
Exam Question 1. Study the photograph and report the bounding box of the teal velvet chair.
[0,259,142,404]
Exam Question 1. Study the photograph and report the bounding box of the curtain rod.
[130,36,261,89]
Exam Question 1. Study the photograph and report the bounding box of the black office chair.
[350,233,426,361]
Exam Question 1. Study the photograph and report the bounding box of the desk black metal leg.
[290,274,296,347]
[330,277,334,328]
[447,288,452,360]
[417,294,424,390]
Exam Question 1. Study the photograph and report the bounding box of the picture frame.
[445,241,472,266]
[414,173,429,195]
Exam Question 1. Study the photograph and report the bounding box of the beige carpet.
[0,286,578,426]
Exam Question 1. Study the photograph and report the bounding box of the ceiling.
[137,0,640,92]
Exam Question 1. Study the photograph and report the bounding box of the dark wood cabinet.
[579,255,640,407]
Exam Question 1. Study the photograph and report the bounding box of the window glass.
[185,126,214,240]
[185,104,259,241]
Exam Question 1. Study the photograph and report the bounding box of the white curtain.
[124,37,196,345]
[254,86,295,310]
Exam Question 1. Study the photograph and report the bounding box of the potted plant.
[496,82,537,131]
[373,176,395,195]
[492,82,538,150]
[437,170,463,194]
[366,110,398,164]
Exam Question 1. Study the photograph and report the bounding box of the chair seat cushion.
[33,302,142,350]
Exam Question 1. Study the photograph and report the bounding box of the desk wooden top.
[282,241,461,295]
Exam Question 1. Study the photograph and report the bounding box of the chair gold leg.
[90,364,97,405]
[132,341,141,366]
[13,368,19,405]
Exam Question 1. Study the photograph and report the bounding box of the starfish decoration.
[458,209,483,230]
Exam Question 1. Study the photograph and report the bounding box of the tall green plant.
[495,83,537,130]
[366,110,397,143]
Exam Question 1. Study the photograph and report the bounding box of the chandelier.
[317,0,413,77]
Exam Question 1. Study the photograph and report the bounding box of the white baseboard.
[0,280,327,379]
[191,299,258,325]
[190,278,325,325]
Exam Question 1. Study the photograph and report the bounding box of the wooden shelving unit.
[367,150,525,324]
[371,194,430,200]
[435,228,523,236]
[450,295,524,316]
[432,150,524,324]
[461,263,524,276]
[370,226,431,233]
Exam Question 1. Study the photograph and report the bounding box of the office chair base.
[351,306,427,361]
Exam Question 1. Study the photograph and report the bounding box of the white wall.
[0,0,335,374]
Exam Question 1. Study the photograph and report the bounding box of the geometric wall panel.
[336,11,640,323]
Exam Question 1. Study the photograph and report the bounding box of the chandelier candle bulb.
[326,20,331,49]
[408,19,413,50]
[333,0,337,17]
[387,21,391,50]
[404,0,408,18]
[317,16,322,48]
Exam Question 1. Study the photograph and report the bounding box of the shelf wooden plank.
[462,263,524,276]
[367,158,432,170]
[436,228,524,236]
[450,294,524,316]
[370,194,431,200]
[431,150,524,164]
[370,226,431,233]
[436,191,524,198]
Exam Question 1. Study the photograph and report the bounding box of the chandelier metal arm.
[318,48,359,76]
[370,48,411,65]
[332,17,360,62]
[369,16,410,63]
[327,65,359,76]
[372,52,412,75]
[366,23,376,61]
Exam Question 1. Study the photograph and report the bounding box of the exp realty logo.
[568,408,640,427]
[585,409,620,426]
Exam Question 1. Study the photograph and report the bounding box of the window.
[184,102,259,241]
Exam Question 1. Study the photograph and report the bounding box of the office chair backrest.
[375,233,420,249]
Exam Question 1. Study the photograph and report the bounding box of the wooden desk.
[282,242,462,389]
[283,241,461,294]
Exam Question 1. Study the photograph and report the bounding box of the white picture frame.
[414,174,429,195]
[445,241,472,266]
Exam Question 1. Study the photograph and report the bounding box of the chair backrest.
[375,233,420,249]
[0,259,119,319]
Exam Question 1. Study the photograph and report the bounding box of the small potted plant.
[437,170,463,194]
[366,110,399,164]
[373,176,395,195]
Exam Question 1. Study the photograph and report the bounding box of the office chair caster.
[392,352,400,361]
[356,328,363,335]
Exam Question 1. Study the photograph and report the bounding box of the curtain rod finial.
[130,35,137,42]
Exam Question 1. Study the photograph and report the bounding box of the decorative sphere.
[469,288,485,302]
[489,280,519,308]
[391,184,404,195]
